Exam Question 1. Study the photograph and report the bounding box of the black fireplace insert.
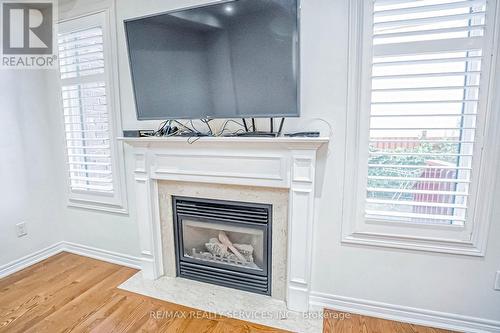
[173,196,272,295]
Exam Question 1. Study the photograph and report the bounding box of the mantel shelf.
[118,135,329,149]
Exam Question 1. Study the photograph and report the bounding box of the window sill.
[68,199,129,215]
[341,231,485,257]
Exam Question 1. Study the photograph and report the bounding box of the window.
[58,11,126,213]
[343,0,499,254]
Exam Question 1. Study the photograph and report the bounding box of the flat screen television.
[124,0,299,120]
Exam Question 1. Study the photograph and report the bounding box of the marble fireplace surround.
[158,180,289,300]
[121,136,329,312]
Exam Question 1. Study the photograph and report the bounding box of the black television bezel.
[124,0,301,120]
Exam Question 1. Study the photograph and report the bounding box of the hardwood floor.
[0,252,284,333]
[322,309,455,333]
[0,252,455,333]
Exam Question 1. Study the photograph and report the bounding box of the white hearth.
[121,136,328,312]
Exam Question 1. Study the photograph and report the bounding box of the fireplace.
[122,136,328,310]
[173,196,272,295]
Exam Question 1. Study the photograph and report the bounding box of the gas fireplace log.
[205,239,254,262]
[206,238,228,257]
[218,231,247,263]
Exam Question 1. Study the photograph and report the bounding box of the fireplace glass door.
[180,218,266,274]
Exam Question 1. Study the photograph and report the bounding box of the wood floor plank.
[0,252,74,293]
[2,263,121,332]
[0,257,99,328]
[0,252,459,333]
[21,266,135,333]
[0,255,107,309]
[0,252,68,290]
[81,291,146,333]
[117,300,163,333]
[322,309,456,333]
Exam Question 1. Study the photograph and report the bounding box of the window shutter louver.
[365,0,488,225]
[58,25,114,194]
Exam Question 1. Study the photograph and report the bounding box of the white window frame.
[58,9,128,214]
[342,0,500,256]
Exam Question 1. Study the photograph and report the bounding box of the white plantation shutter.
[58,12,125,212]
[364,0,491,226]
[59,25,113,193]
[59,27,105,79]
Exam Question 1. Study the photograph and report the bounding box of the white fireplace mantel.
[120,136,329,312]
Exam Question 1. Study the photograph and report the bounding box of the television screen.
[124,0,299,120]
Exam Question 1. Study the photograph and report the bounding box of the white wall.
[0,71,63,266]
[52,0,500,325]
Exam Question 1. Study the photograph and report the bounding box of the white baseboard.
[310,292,500,333]
[62,241,141,269]
[0,242,65,279]
[0,241,141,280]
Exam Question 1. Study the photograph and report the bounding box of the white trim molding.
[0,242,141,279]
[0,243,65,279]
[310,292,500,333]
[120,136,329,312]
[62,242,141,269]
[341,0,500,256]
